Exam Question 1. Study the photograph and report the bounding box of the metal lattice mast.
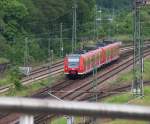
[24,37,29,67]
[94,5,97,40]
[91,62,98,124]
[92,65,98,102]
[60,23,64,57]
[48,38,52,92]
[72,0,77,53]
[132,0,144,96]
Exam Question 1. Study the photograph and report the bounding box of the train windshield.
[68,56,80,68]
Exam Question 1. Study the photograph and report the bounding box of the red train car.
[64,40,121,77]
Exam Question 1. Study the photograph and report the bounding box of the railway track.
[50,48,150,101]
[32,52,133,99]
[0,61,64,94]
[78,80,150,124]
[33,46,150,98]
[1,42,150,91]
[33,47,150,123]
[0,43,138,94]
[0,44,150,124]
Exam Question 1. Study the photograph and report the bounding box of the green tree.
[9,66,22,90]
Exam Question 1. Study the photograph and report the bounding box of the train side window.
[91,55,94,65]
[85,58,88,68]
[96,53,99,63]
[84,58,87,66]
[100,50,103,62]
[94,54,97,64]
[109,49,111,57]
[106,49,109,59]
[114,47,116,56]
[87,57,90,66]
[112,47,115,57]
[98,52,101,61]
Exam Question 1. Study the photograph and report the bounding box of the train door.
[98,49,101,66]
[84,56,87,72]
[110,45,113,60]
[79,56,84,74]
[106,47,111,63]
[86,54,91,72]
[100,48,106,65]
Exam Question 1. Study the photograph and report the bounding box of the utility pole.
[96,7,102,39]
[72,0,77,53]
[48,38,52,91]
[24,37,29,67]
[108,9,114,38]
[47,92,74,124]
[91,61,98,124]
[60,23,64,57]
[132,0,146,97]
[92,66,98,102]
[94,5,97,40]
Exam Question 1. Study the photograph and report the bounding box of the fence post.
[19,114,34,124]
[67,116,74,124]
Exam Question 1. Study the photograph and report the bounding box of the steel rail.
[0,44,150,123]
[34,48,150,123]
[0,44,143,94]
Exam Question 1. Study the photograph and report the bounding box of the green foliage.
[96,0,132,9]
[51,117,67,124]
[1,0,28,41]
[0,58,9,64]
[104,93,132,104]
[0,0,150,66]
[9,66,22,90]
[104,86,150,124]
[0,0,96,65]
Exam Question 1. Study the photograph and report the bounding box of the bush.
[9,66,22,90]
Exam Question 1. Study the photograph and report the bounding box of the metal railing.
[0,97,150,124]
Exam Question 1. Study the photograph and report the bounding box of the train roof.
[103,39,116,44]
[74,45,97,54]
[96,39,120,47]
[67,54,81,57]
[70,39,121,56]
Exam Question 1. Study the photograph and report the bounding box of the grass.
[0,52,150,123]
[143,60,150,80]
[0,75,10,86]
[4,79,50,96]
[102,86,150,124]
[1,75,62,96]
[103,93,131,104]
[111,59,150,86]
[106,120,149,124]
[101,58,150,124]
[114,71,133,85]
[52,57,150,124]
[50,117,67,124]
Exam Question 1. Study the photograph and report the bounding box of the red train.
[64,40,121,77]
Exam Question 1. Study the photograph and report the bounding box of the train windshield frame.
[68,55,80,68]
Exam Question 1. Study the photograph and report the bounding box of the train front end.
[64,54,84,77]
